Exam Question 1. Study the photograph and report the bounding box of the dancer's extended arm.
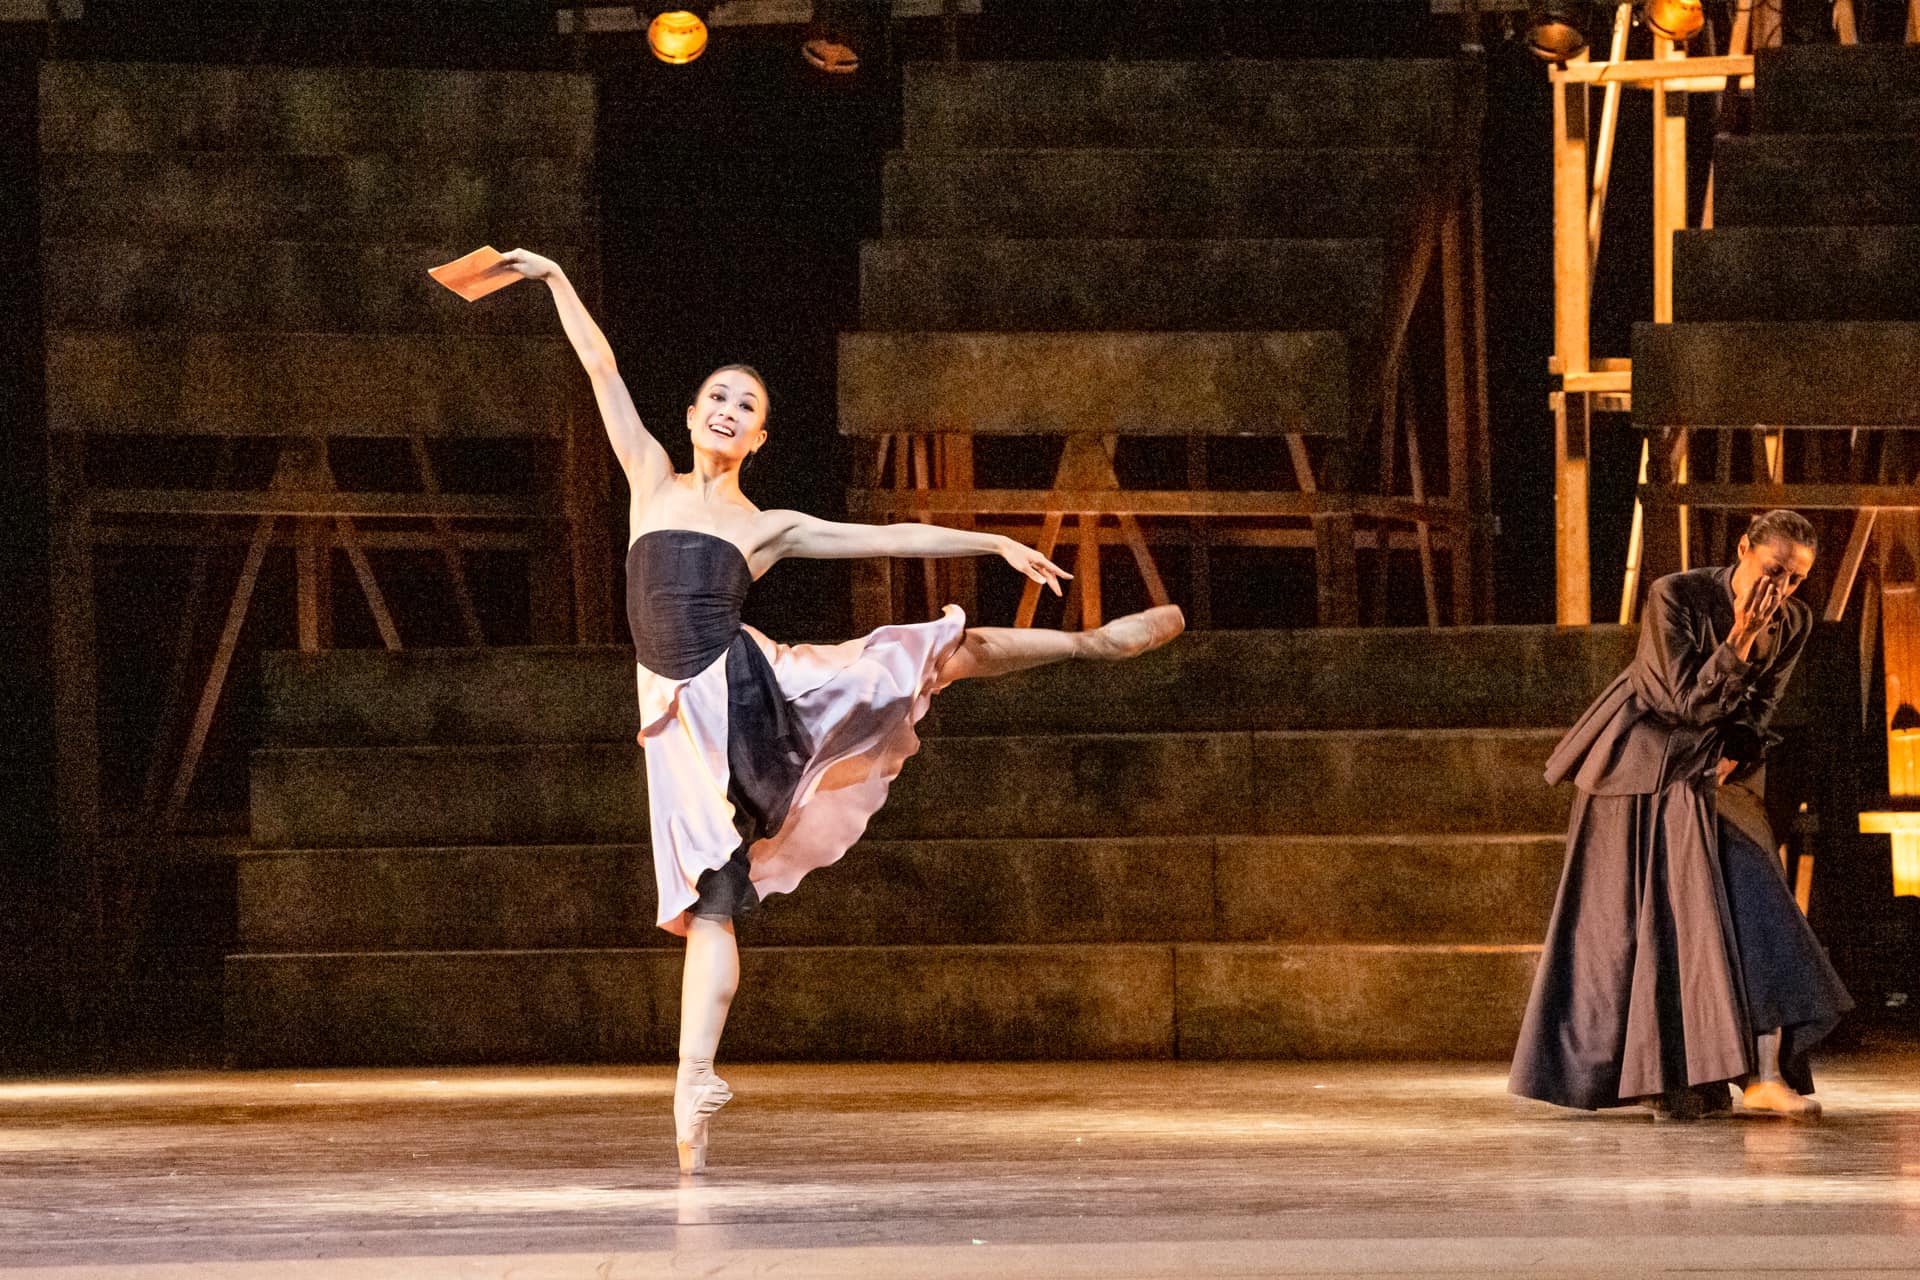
[770,512,1070,596]
[498,249,672,495]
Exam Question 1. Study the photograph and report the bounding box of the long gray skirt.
[1509,784,1851,1110]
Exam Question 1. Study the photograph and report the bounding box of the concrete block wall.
[841,59,1466,443]
[227,626,1640,1065]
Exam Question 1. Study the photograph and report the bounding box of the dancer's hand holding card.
[428,246,535,301]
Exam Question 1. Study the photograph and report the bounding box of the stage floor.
[2,1055,1918,1278]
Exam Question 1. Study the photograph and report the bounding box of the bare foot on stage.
[1085,605,1186,661]
[1741,1079,1822,1118]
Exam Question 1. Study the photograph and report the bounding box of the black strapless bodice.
[625,529,753,679]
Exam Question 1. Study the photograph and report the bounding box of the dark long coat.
[1509,565,1847,1109]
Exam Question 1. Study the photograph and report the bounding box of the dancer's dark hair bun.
[1745,509,1817,553]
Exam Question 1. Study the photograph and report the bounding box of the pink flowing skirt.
[636,606,967,935]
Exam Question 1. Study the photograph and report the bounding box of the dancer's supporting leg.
[938,604,1185,684]
[676,915,739,1174]
[1744,1028,1821,1116]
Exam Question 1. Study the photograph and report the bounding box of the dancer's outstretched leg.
[938,604,1185,684]
[676,915,740,1173]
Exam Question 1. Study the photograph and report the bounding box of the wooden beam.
[92,526,537,552]
[1586,4,1634,282]
[848,489,1475,524]
[941,434,978,621]
[1116,514,1172,609]
[1285,434,1317,494]
[1825,509,1878,623]
[1441,202,1473,624]
[85,490,547,519]
[335,517,404,650]
[1185,438,1211,630]
[1553,72,1592,625]
[1467,175,1496,622]
[137,442,235,819]
[911,434,940,615]
[1618,438,1651,624]
[1077,513,1102,631]
[969,521,1458,553]
[1013,511,1066,629]
[1373,374,1401,625]
[1404,372,1441,627]
[411,437,486,646]
[1651,37,1687,329]
[46,434,100,843]
[294,515,329,653]
[1637,484,1920,510]
[1551,54,1754,84]
[164,513,276,825]
[1562,370,1632,392]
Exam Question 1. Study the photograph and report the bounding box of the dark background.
[1,0,1897,1066]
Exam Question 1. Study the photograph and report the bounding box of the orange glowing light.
[649,10,708,65]
[1643,0,1705,41]
[1868,582,1920,896]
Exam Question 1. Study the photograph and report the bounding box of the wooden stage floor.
[3,1055,1918,1278]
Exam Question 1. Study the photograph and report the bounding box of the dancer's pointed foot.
[1741,1079,1822,1118]
[675,1061,733,1175]
[1085,605,1186,661]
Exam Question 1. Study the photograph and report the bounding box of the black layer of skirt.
[1720,822,1853,1093]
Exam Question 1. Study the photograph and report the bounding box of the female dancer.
[1510,510,1851,1119]
[495,250,1185,1173]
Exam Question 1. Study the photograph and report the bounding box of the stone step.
[235,835,1565,952]
[40,152,589,242]
[45,331,573,438]
[248,729,1568,849]
[259,627,1637,749]
[882,149,1426,239]
[1714,134,1920,228]
[44,239,590,335]
[1632,321,1920,428]
[40,61,594,160]
[1174,943,1537,1059]
[857,238,1385,339]
[223,941,1537,1065]
[1674,227,1920,323]
[838,330,1348,437]
[1754,44,1920,135]
[901,59,1460,151]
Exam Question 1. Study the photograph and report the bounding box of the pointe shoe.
[1741,1079,1822,1118]
[674,1073,733,1175]
[1088,605,1186,660]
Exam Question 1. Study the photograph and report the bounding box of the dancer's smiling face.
[686,367,768,468]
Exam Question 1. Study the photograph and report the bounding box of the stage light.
[1642,0,1704,41]
[1524,0,1590,61]
[648,9,708,65]
[802,35,860,74]
[802,0,874,75]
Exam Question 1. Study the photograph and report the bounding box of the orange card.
[427,246,520,302]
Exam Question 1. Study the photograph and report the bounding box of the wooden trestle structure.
[1550,5,1920,628]
[38,64,609,1051]
[840,57,1497,632]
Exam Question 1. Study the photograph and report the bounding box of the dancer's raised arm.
[498,249,672,496]
[768,512,1070,596]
